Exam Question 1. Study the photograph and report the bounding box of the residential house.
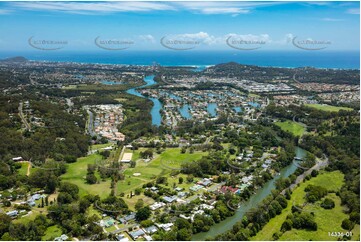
[119,212,136,224]
[143,225,158,235]
[54,234,69,241]
[116,234,129,241]
[150,202,165,211]
[197,178,212,187]
[144,235,153,241]
[162,195,177,203]
[156,223,174,232]
[6,210,18,217]
[128,229,145,240]
[219,186,240,194]
[190,184,203,192]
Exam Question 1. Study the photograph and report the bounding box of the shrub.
[320,198,335,209]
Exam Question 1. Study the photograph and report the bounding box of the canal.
[192,146,307,240]
[126,75,162,127]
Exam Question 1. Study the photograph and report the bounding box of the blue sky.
[0,1,359,51]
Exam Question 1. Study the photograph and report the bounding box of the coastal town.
[0,58,359,241]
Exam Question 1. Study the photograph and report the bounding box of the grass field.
[116,148,207,205]
[42,225,63,241]
[252,171,359,241]
[305,104,353,112]
[275,121,305,137]
[61,147,207,204]
[61,154,111,198]
[18,162,29,176]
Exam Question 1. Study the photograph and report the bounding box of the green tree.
[135,206,151,221]
[177,228,192,240]
[341,219,354,230]
[321,198,335,209]
[0,214,12,235]
[281,219,293,232]
[86,173,97,184]
[135,199,144,210]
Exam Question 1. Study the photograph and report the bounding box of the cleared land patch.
[275,120,305,137]
[305,104,353,112]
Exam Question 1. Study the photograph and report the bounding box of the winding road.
[281,155,329,195]
[18,102,31,131]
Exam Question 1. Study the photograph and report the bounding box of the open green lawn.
[61,148,206,202]
[275,121,305,137]
[117,148,207,197]
[61,154,111,198]
[251,170,361,241]
[105,225,118,233]
[305,104,353,112]
[122,194,155,211]
[42,225,63,241]
[87,205,102,218]
[18,162,29,176]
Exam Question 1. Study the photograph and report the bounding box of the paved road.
[86,109,96,137]
[29,73,38,85]
[281,155,329,195]
[292,72,302,85]
[18,102,31,130]
[118,146,126,162]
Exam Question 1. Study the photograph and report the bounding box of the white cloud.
[174,2,283,15]
[270,33,294,45]
[168,32,273,47]
[305,2,330,6]
[11,2,175,14]
[201,8,249,15]
[6,1,289,16]
[171,32,217,45]
[139,34,155,43]
[321,18,345,22]
[0,9,12,15]
[226,33,271,42]
[347,8,360,14]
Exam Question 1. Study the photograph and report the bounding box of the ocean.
[0,50,359,69]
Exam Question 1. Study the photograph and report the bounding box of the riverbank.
[126,75,162,126]
[191,147,307,240]
[252,170,360,241]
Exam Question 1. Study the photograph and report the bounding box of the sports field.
[305,104,353,112]
[275,120,305,136]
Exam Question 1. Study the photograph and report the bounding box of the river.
[192,146,307,240]
[126,75,162,127]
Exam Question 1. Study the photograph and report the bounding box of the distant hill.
[204,61,360,85]
[0,56,28,63]
[210,62,255,70]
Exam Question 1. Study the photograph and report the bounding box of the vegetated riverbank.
[191,147,307,240]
